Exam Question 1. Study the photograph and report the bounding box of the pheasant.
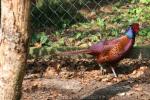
[59,23,140,77]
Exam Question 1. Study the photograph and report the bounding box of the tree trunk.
[0,0,30,100]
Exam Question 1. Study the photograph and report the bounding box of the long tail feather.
[57,49,91,56]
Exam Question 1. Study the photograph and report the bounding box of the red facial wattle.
[132,23,140,33]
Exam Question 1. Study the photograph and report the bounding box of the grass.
[30,0,150,58]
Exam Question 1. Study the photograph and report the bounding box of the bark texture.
[0,0,30,100]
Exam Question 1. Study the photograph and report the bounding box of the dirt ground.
[21,57,150,100]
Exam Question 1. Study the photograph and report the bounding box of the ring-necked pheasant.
[59,23,140,77]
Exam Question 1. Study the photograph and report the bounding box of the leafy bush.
[31,32,52,47]
[140,0,150,4]
[139,27,150,38]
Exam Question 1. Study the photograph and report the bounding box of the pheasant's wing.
[104,37,121,45]
[89,40,105,53]
[90,39,120,53]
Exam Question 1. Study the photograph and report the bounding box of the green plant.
[74,32,82,39]
[96,18,106,30]
[128,7,142,15]
[111,29,119,37]
[31,32,52,46]
[90,35,99,42]
[140,0,150,4]
[139,27,150,38]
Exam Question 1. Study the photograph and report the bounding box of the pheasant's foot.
[111,67,117,77]
[99,64,107,75]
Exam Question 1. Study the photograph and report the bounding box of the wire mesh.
[30,0,121,31]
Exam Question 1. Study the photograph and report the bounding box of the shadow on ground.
[82,73,150,100]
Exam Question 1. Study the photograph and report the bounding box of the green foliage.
[139,27,150,38]
[53,31,61,36]
[140,0,150,4]
[74,32,89,40]
[75,32,82,39]
[129,0,150,3]
[31,32,52,46]
[40,32,48,44]
[111,29,119,37]
[128,7,142,15]
[111,16,122,23]
[89,35,99,42]
[96,18,106,29]
[56,38,65,45]
[129,0,139,3]
[30,0,150,57]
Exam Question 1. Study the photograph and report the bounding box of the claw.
[111,67,117,77]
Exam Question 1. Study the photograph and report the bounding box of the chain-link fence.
[30,0,150,35]
[30,0,130,31]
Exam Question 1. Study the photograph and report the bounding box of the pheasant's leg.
[98,64,106,75]
[111,67,117,77]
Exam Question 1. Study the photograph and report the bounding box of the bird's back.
[96,35,135,63]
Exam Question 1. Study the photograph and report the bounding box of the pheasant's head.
[125,23,139,39]
[131,23,140,34]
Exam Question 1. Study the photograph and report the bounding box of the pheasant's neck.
[125,27,136,39]
[127,37,135,50]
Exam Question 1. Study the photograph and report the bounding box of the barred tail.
[57,49,91,55]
